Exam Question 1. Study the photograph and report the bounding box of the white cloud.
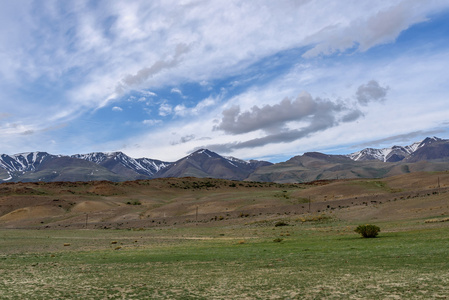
[112,106,123,112]
[170,88,183,95]
[173,97,217,117]
[142,119,162,126]
[174,104,187,116]
[158,102,173,116]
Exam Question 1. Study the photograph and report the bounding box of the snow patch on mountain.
[1,172,12,181]
[348,137,444,162]
[72,152,171,177]
[0,152,51,172]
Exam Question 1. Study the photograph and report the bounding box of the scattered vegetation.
[126,200,141,205]
[297,214,332,223]
[355,224,381,238]
[0,211,448,299]
[425,217,449,223]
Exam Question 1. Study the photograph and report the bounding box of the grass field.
[1,215,448,299]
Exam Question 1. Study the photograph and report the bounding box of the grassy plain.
[1,216,448,299]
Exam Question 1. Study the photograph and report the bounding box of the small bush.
[274,221,289,227]
[273,238,283,243]
[355,224,380,238]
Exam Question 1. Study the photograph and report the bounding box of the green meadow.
[0,216,448,299]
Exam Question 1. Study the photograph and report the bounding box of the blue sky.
[1,1,449,162]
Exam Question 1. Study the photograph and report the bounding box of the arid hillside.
[1,171,448,229]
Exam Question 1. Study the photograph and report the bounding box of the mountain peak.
[0,151,53,175]
[420,136,442,145]
[189,149,221,159]
[193,148,213,154]
[156,148,270,180]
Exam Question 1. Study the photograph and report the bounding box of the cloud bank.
[210,84,374,152]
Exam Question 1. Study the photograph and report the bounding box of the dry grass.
[0,172,448,231]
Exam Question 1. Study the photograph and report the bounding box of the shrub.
[126,200,141,205]
[274,221,289,227]
[355,224,380,238]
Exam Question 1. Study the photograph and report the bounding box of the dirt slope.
[0,172,448,229]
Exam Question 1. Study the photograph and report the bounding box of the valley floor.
[0,173,449,298]
[0,214,448,299]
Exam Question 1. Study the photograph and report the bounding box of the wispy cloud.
[301,1,434,58]
[171,88,183,96]
[117,43,190,95]
[142,119,162,126]
[354,130,446,148]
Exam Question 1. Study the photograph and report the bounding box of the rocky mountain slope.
[246,151,449,183]
[0,149,271,182]
[248,137,449,183]
[1,137,448,183]
[347,137,446,162]
[0,152,127,182]
[72,152,171,179]
[155,149,272,180]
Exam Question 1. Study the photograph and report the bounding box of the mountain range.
[1,136,449,183]
[347,136,444,162]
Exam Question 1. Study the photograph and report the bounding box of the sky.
[1,0,449,163]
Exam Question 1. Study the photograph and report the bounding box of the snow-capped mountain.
[0,152,128,182]
[348,146,411,162]
[404,137,449,162]
[0,151,171,182]
[348,137,444,162]
[0,152,53,173]
[72,152,171,178]
[155,149,272,180]
[0,149,269,182]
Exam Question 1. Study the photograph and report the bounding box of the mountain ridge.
[347,136,443,162]
[1,136,448,183]
[155,149,272,180]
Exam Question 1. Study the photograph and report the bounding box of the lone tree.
[355,224,380,238]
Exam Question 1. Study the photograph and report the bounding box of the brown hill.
[0,171,448,229]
